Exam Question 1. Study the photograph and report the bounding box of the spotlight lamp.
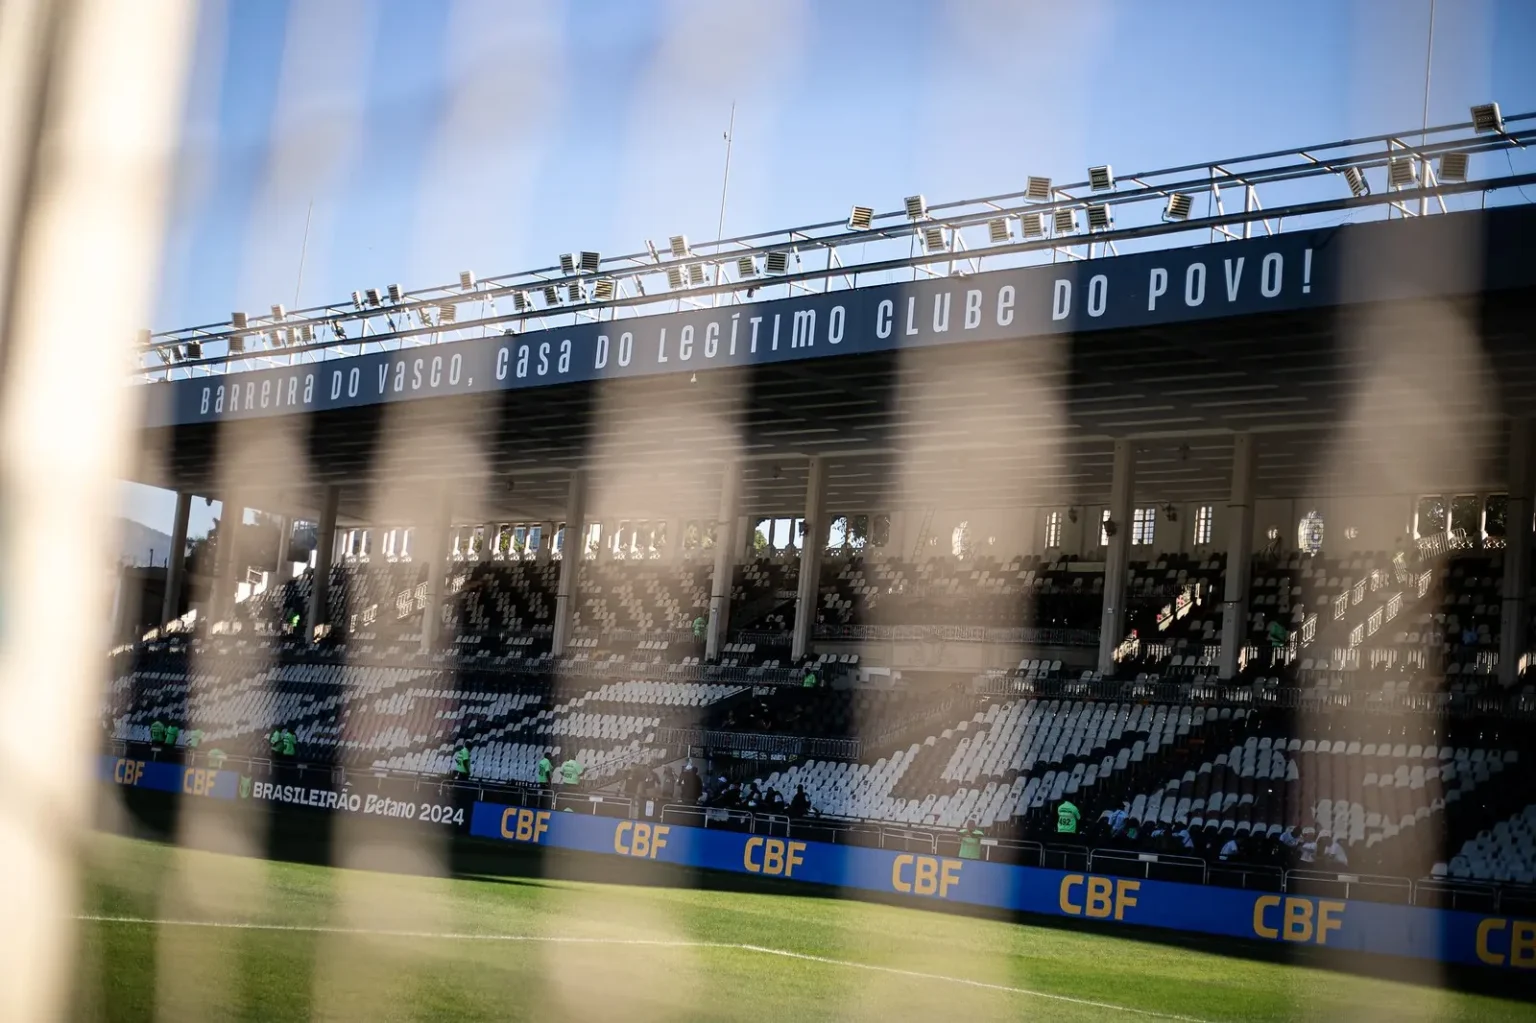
[687,263,707,287]
[579,251,601,273]
[669,234,690,258]
[1343,165,1369,198]
[1470,102,1504,135]
[847,205,875,230]
[351,290,364,309]
[987,217,1011,243]
[558,253,577,275]
[1387,157,1417,189]
[1020,212,1046,238]
[1025,176,1052,202]
[666,265,686,290]
[1088,165,1114,192]
[270,303,287,321]
[459,270,476,290]
[365,288,382,307]
[1086,204,1112,230]
[229,335,245,355]
[922,225,948,251]
[439,303,457,324]
[736,255,757,278]
[231,311,248,330]
[764,251,790,275]
[135,328,152,347]
[183,340,201,360]
[594,278,616,301]
[512,290,533,312]
[541,285,560,307]
[1053,207,1078,235]
[1438,151,1469,183]
[903,194,927,220]
[566,282,583,304]
[299,323,315,343]
[387,283,404,304]
[1164,193,1193,221]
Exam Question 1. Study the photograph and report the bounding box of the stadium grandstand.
[104,102,1536,922]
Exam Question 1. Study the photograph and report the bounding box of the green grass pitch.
[73,834,1534,1022]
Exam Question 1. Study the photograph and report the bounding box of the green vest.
[184,729,204,749]
[269,731,283,752]
[150,721,166,744]
[1056,802,1081,834]
[560,759,582,785]
[693,617,706,639]
[958,829,984,860]
[536,758,552,784]
[207,749,227,769]
[803,671,817,688]
[454,748,470,772]
[281,731,296,756]
[164,725,180,747]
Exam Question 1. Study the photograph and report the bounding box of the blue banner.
[469,803,1536,971]
[141,205,1536,428]
[99,754,239,799]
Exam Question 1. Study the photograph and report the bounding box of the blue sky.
[124,0,1536,537]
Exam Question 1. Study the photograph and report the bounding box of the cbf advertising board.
[470,802,1536,971]
[142,205,1536,428]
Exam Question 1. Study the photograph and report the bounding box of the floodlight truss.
[137,109,1536,379]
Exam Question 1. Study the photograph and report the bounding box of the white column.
[792,457,829,662]
[552,470,587,657]
[1219,434,1257,680]
[307,486,339,642]
[160,490,191,626]
[1500,419,1533,687]
[420,495,453,652]
[211,492,243,624]
[1097,441,1135,674]
[707,463,741,660]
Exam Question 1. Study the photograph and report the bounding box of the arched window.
[1298,510,1324,555]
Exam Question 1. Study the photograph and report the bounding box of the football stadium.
[6,2,1536,1020]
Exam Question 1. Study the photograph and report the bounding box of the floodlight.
[439,303,457,323]
[594,278,616,301]
[922,225,948,251]
[229,335,245,355]
[1438,151,1469,182]
[903,194,927,220]
[1470,102,1503,134]
[736,255,756,278]
[513,291,533,312]
[1343,166,1369,197]
[1088,165,1114,191]
[669,234,690,257]
[459,270,476,290]
[299,323,315,343]
[387,283,404,303]
[987,217,1011,243]
[848,205,875,230]
[184,340,201,360]
[687,263,707,287]
[136,328,152,347]
[580,250,601,273]
[666,265,686,290]
[541,285,560,306]
[351,290,364,309]
[1053,207,1078,234]
[270,303,286,321]
[566,282,583,303]
[764,251,790,275]
[1020,212,1046,238]
[1087,204,1112,230]
[1387,157,1417,188]
[231,311,248,330]
[365,288,382,306]
[1025,176,1052,202]
[1164,193,1193,221]
[558,253,577,274]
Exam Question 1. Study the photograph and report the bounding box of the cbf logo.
[239,776,253,799]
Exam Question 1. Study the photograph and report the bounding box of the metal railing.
[656,727,861,761]
[812,623,1097,647]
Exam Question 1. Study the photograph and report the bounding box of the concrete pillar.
[211,493,243,624]
[307,486,339,643]
[1500,419,1534,687]
[420,495,453,652]
[160,491,191,626]
[707,463,741,660]
[791,457,829,662]
[552,471,587,657]
[1219,434,1257,680]
[1097,441,1135,674]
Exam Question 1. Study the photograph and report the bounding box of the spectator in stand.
[802,666,818,689]
[764,788,786,814]
[268,728,283,760]
[1108,801,1130,836]
[1278,825,1300,855]
[1056,799,1081,839]
[788,784,811,818]
[692,612,707,658]
[1173,824,1195,851]
[535,749,554,786]
[1298,826,1318,864]
[1461,622,1479,650]
[681,760,701,803]
[1322,832,1349,868]
[958,819,985,860]
[1219,834,1240,861]
[452,742,471,781]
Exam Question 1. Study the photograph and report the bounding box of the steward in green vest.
[958,821,985,860]
[150,720,166,745]
[692,615,706,640]
[164,724,180,748]
[269,729,283,755]
[560,757,583,787]
[535,752,553,785]
[1056,800,1081,835]
[280,729,297,757]
[184,728,204,749]
[453,744,471,780]
[206,748,227,769]
[802,670,818,688]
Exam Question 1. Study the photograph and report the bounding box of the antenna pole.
[713,102,735,303]
[293,199,314,308]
